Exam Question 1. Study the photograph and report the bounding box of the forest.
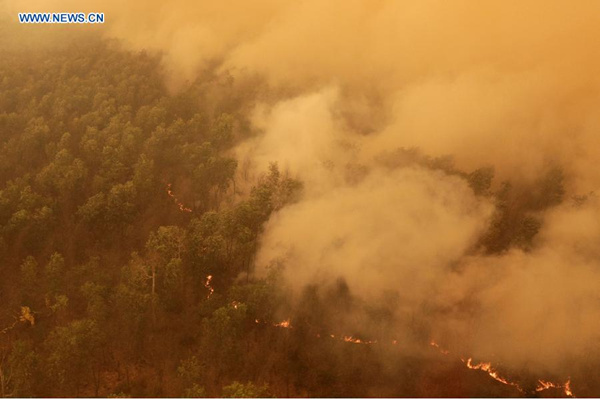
[1,4,600,397]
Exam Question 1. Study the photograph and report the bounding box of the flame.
[255,317,578,396]
[536,378,575,397]
[428,340,576,397]
[259,318,381,346]
[166,183,192,212]
[429,340,449,355]
[429,341,521,392]
[343,336,363,344]
[463,358,523,392]
[249,321,579,397]
[565,379,575,397]
[274,319,292,328]
[537,379,562,391]
[204,275,214,299]
[343,335,377,345]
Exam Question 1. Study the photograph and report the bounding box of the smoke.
[256,166,493,300]
[6,0,600,381]
[247,84,600,377]
[8,0,600,186]
[434,197,600,372]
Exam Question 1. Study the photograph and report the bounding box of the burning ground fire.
[429,340,449,355]
[225,285,574,398]
[166,183,192,212]
[251,314,380,346]
[343,335,377,344]
[266,316,371,344]
[166,182,571,395]
[463,357,524,393]
[429,340,575,397]
[267,318,571,395]
[204,275,214,299]
[536,379,574,397]
[274,319,291,328]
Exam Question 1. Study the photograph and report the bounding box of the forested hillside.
[0,38,303,397]
[0,34,593,398]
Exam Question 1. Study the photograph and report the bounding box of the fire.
[256,318,578,396]
[463,358,523,392]
[204,275,214,299]
[274,319,292,328]
[343,336,363,344]
[260,318,380,346]
[166,183,192,212]
[253,318,293,329]
[429,340,449,355]
[536,378,575,397]
[343,336,377,345]
[428,340,576,397]
[537,379,562,391]
[254,320,580,397]
[565,380,574,397]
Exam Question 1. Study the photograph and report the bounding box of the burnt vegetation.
[0,40,582,398]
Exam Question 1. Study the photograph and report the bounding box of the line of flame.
[536,378,575,397]
[166,183,192,212]
[463,358,524,392]
[274,319,292,328]
[343,335,378,345]
[253,317,383,346]
[429,340,576,397]
[204,275,214,299]
[429,340,449,354]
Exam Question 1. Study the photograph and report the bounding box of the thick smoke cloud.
[434,197,600,372]
[256,167,493,299]
[7,0,600,380]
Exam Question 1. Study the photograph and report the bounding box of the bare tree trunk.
[246,257,250,283]
[151,264,156,297]
[0,358,12,399]
[0,365,6,398]
[151,264,156,325]
[92,366,100,397]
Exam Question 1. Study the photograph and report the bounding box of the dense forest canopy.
[1,2,600,397]
[0,34,304,397]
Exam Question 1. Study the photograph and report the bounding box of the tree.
[45,319,104,396]
[145,226,186,309]
[201,305,248,377]
[467,167,494,196]
[20,256,39,303]
[222,381,272,398]
[0,340,39,397]
[177,356,206,398]
[44,252,65,295]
